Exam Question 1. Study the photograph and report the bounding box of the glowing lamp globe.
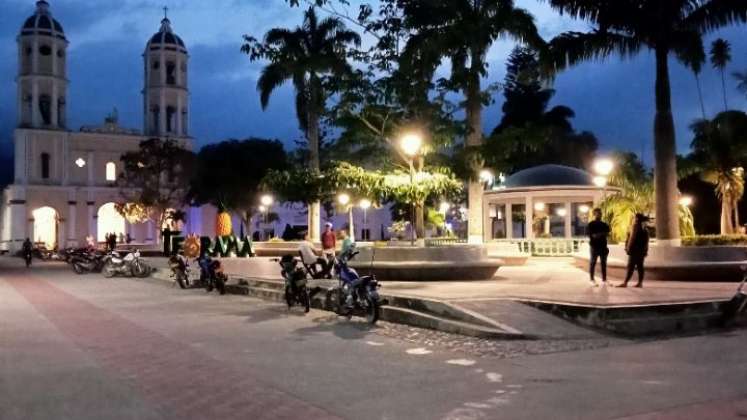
[260,194,274,207]
[593,158,614,176]
[338,193,351,206]
[400,133,423,157]
[359,199,371,210]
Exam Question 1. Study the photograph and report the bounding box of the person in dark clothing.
[587,208,611,286]
[618,213,650,288]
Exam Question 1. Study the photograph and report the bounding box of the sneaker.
[589,279,598,287]
[600,281,607,287]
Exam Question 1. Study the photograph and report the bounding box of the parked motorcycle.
[334,245,381,324]
[69,249,106,274]
[102,250,151,278]
[278,255,311,313]
[169,253,191,289]
[197,255,226,295]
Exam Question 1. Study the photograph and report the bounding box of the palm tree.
[734,70,747,98]
[242,8,361,241]
[678,43,708,119]
[710,38,732,111]
[544,0,747,246]
[400,0,543,243]
[689,111,747,234]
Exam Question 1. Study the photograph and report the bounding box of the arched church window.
[151,106,160,134]
[41,153,50,179]
[152,60,160,70]
[39,95,51,125]
[39,45,52,56]
[106,162,116,182]
[166,106,175,133]
[25,46,32,56]
[166,62,176,85]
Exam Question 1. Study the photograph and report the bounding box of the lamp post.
[593,158,614,201]
[360,199,371,241]
[338,193,354,241]
[439,202,450,235]
[401,133,422,245]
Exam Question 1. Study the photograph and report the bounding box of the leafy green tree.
[188,138,288,230]
[710,38,732,111]
[543,0,747,245]
[689,111,747,234]
[486,47,598,173]
[242,7,361,241]
[117,138,195,242]
[400,0,543,243]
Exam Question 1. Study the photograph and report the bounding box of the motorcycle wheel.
[216,275,226,295]
[175,272,187,289]
[301,288,311,313]
[365,295,380,325]
[102,262,116,278]
[285,286,294,309]
[132,261,150,278]
[72,262,86,275]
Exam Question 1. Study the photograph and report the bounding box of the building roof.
[20,1,66,41]
[503,164,594,188]
[147,18,187,52]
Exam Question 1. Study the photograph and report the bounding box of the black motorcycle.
[278,255,311,313]
[70,249,106,274]
[198,255,226,295]
[168,253,191,289]
[334,246,382,324]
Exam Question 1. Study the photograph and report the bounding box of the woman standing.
[618,214,650,288]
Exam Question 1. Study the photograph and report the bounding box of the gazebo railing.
[494,238,588,256]
[425,237,468,247]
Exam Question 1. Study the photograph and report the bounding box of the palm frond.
[543,30,642,75]
[257,63,292,109]
[684,0,747,34]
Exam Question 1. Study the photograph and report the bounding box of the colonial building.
[0,1,207,252]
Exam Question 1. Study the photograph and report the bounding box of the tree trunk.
[415,203,425,239]
[466,51,484,244]
[653,47,681,246]
[733,200,741,232]
[307,78,322,243]
[694,73,707,119]
[721,197,734,234]
[721,70,729,111]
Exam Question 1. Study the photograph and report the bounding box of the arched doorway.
[32,207,58,250]
[97,203,126,243]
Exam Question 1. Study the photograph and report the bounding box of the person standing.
[618,214,650,288]
[587,208,611,286]
[321,223,336,278]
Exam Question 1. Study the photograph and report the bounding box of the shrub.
[682,235,747,246]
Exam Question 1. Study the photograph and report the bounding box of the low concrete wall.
[350,245,502,281]
[574,244,747,282]
[485,242,529,266]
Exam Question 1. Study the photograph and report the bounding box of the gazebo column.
[506,203,513,240]
[525,196,534,240]
[564,201,573,239]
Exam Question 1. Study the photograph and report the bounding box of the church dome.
[147,17,187,53]
[503,164,594,188]
[21,1,66,41]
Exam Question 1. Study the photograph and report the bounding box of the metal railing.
[494,238,588,256]
[425,237,468,247]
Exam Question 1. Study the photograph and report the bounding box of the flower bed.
[682,235,747,247]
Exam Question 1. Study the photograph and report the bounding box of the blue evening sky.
[1,0,745,164]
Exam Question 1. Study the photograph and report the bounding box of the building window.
[41,153,50,179]
[106,162,116,181]
[39,45,52,56]
[152,60,160,70]
[166,62,176,85]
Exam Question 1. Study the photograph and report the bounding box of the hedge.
[681,235,747,246]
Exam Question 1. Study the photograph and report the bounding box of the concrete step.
[381,306,525,339]
[605,312,724,336]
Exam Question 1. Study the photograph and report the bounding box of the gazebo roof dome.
[503,164,594,188]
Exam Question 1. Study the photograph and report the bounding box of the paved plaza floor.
[1,257,747,419]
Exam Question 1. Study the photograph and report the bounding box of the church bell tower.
[143,9,190,138]
[17,0,68,129]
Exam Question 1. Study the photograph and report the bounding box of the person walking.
[587,208,611,286]
[618,213,650,288]
[321,223,336,279]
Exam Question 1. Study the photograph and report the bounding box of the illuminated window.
[106,162,116,181]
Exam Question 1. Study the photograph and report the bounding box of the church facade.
[0,1,211,252]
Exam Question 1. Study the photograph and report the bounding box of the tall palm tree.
[678,43,708,119]
[710,38,732,111]
[400,0,543,244]
[733,70,747,98]
[690,111,747,234]
[544,0,747,246]
[242,8,360,241]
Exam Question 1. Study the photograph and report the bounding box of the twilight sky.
[1,0,745,164]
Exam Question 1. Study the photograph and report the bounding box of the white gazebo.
[483,164,618,244]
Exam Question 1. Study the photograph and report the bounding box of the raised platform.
[574,244,747,282]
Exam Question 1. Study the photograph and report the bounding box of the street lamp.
[593,158,614,177]
[338,193,354,240]
[337,193,350,206]
[260,194,274,207]
[479,169,494,189]
[679,195,693,207]
[359,199,371,241]
[400,133,423,245]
